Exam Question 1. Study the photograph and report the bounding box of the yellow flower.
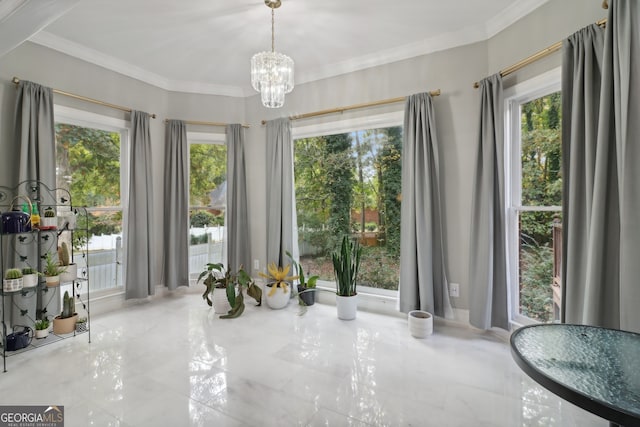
[259,262,299,296]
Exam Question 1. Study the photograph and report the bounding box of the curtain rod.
[164,118,249,128]
[260,89,441,125]
[12,77,157,119]
[473,17,607,88]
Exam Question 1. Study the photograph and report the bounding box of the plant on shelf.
[58,242,77,283]
[259,262,298,310]
[75,316,88,333]
[43,252,66,287]
[21,267,40,288]
[286,250,319,307]
[41,207,57,229]
[332,235,362,320]
[199,263,262,319]
[53,290,77,334]
[3,268,24,292]
[35,318,50,339]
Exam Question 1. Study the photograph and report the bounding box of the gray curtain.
[12,80,57,326]
[125,110,156,299]
[399,93,452,318]
[563,0,640,331]
[162,120,189,290]
[226,124,251,273]
[468,74,509,330]
[265,118,299,267]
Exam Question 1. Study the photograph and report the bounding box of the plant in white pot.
[259,262,298,309]
[58,242,77,283]
[3,268,23,292]
[199,263,262,318]
[43,252,66,287]
[40,207,57,229]
[21,267,40,288]
[332,235,362,320]
[34,318,50,339]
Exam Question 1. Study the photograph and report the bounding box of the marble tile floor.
[0,292,605,427]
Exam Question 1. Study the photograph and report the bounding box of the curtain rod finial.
[602,0,608,9]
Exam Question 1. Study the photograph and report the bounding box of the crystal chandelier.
[251,0,294,108]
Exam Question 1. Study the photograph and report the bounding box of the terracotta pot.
[53,314,77,335]
[45,275,60,287]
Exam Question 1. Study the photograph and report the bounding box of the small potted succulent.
[21,267,40,288]
[259,262,298,310]
[58,242,77,283]
[35,318,50,339]
[3,268,23,292]
[40,207,57,229]
[199,263,262,318]
[52,290,77,334]
[332,235,362,320]
[43,252,66,287]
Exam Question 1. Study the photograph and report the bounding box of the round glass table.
[511,324,640,427]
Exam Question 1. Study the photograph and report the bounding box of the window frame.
[292,110,404,296]
[504,67,562,326]
[53,105,129,296]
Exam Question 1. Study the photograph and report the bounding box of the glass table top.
[511,324,640,422]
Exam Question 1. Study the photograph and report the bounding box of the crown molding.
[29,0,549,98]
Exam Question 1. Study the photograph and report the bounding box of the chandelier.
[250,0,294,108]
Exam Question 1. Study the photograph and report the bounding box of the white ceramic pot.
[212,288,232,314]
[35,328,49,339]
[408,310,433,338]
[22,273,38,288]
[60,264,77,283]
[336,294,357,320]
[41,216,57,229]
[3,277,23,292]
[265,283,290,309]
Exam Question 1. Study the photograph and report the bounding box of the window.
[188,132,226,275]
[505,69,562,324]
[54,106,129,294]
[293,112,403,292]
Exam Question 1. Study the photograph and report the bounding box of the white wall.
[0,0,606,312]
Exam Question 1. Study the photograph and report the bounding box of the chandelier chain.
[271,8,275,52]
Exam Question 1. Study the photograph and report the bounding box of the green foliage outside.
[190,210,223,228]
[519,92,562,323]
[189,143,226,206]
[294,126,403,290]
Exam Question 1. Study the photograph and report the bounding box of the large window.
[55,106,128,294]
[188,132,226,275]
[506,70,562,324]
[293,114,403,291]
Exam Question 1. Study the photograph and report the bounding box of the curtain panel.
[162,119,189,290]
[226,124,251,273]
[265,118,299,267]
[398,92,453,318]
[125,110,156,299]
[562,0,640,331]
[468,74,510,330]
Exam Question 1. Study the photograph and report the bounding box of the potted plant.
[259,262,298,310]
[75,317,88,333]
[43,252,66,287]
[332,235,362,320]
[40,207,57,229]
[286,251,318,306]
[58,242,77,283]
[3,268,23,292]
[52,290,77,334]
[199,263,262,318]
[21,267,40,288]
[35,319,50,339]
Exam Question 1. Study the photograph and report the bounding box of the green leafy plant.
[199,263,262,319]
[332,235,362,297]
[21,267,39,276]
[35,319,50,330]
[43,252,66,277]
[4,268,23,280]
[286,251,318,289]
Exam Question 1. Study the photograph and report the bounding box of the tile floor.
[1,291,605,426]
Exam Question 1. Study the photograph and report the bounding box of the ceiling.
[21,0,549,97]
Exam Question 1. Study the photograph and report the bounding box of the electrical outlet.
[253,259,259,270]
[449,282,460,298]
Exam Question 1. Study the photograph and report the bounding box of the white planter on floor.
[265,283,289,309]
[408,310,433,338]
[212,288,232,314]
[336,294,357,320]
